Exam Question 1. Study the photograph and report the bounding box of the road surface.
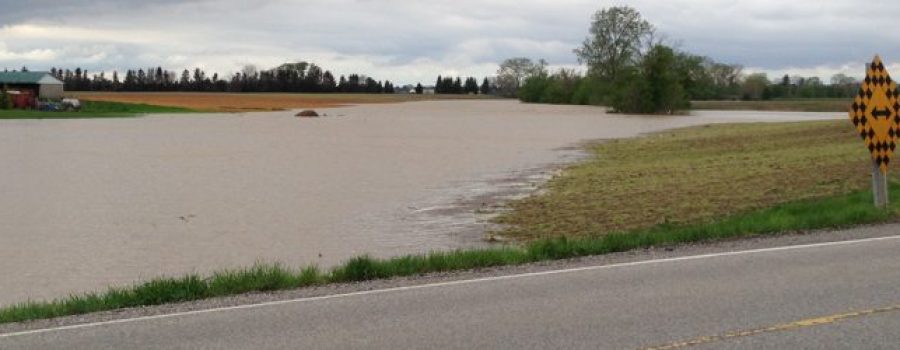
[2,225,899,349]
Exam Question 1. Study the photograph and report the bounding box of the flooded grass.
[692,99,850,112]
[0,100,194,119]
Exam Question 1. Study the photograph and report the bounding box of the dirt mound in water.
[295,110,319,117]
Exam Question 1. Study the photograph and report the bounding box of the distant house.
[0,71,65,100]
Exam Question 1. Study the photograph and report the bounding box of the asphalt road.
[3,233,900,349]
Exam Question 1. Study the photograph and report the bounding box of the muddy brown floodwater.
[0,100,842,306]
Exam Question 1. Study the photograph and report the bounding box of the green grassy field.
[494,120,894,239]
[0,100,195,119]
[692,99,851,112]
[2,119,898,324]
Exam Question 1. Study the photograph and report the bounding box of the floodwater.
[0,100,842,305]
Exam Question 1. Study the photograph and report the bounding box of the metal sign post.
[873,160,889,207]
[849,55,900,209]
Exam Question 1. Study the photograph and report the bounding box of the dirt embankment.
[70,92,493,112]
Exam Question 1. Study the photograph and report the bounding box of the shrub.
[0,85,11,110]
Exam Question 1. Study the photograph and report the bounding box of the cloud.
[0,0,896,84]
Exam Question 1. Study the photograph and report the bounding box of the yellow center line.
[640,303,900,350]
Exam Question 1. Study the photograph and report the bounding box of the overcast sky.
[0,0,896,84]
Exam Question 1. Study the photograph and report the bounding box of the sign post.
[872,161,889,207]
[849,55,900,208]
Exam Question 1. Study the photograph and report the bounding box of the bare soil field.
[70,92,493,112]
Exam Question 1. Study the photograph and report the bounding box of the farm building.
[0,71,65,101]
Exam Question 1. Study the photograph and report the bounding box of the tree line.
[739,73,859,100]
[48,62,398,93]
[434,75,492,94]
[507,6,861,114]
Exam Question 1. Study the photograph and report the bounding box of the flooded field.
[0,100,842,305]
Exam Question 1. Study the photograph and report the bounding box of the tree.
[0,85,11,109]
[574,6,654,82]
[495,57,547,97]
[464,77,479,94]
[480,78,491,95]
[322,71,337,92]
[193,68,205,91]
[609,45,687,114]
[304,64,324,92]
[415,83,424,94]
[830,73,856,86]
[338,75,348,92]
[741,73,770,100]
[640,45,687,113]
[705,63,743,99]
[443,77,453,93]
[112,71,121,91]
[179,69,191,90]
[452,77,463,94]
[673,52,716,100]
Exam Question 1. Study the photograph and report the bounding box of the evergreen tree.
[453,77,463,94]
[112,71,121,91]
[480,78,491,95]
[464,77,479,94]
[180,69,191,90]
[338,75,348,92]
[322,71,337,92]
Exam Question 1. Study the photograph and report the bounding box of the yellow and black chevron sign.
[849,55,900,173]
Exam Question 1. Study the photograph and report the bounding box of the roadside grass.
[0,100,195,119]
[1,182,897,324]
[4,119,900,325]
[692,98,850,112]
[494,120,898,239]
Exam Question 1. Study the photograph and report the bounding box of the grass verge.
[1,183,898,325]
[0,100,195,119]
[494,120,899,239]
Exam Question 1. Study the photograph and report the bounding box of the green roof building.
[0,71,64,99]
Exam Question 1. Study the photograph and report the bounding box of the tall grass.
[2,183,897,325]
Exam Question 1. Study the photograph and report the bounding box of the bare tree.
[574,6,654,81]
[495,57,547,97]
[830,73,857,86]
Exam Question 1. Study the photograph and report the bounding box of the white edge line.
[2,234,900,339]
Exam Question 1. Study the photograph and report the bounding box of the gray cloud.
[0,0,896,84]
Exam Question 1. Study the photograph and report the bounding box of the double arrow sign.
[849,55,900,207]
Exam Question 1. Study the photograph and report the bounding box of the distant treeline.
[434,75,492,94]
[48,62,400,93]
[743,73,860,100]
